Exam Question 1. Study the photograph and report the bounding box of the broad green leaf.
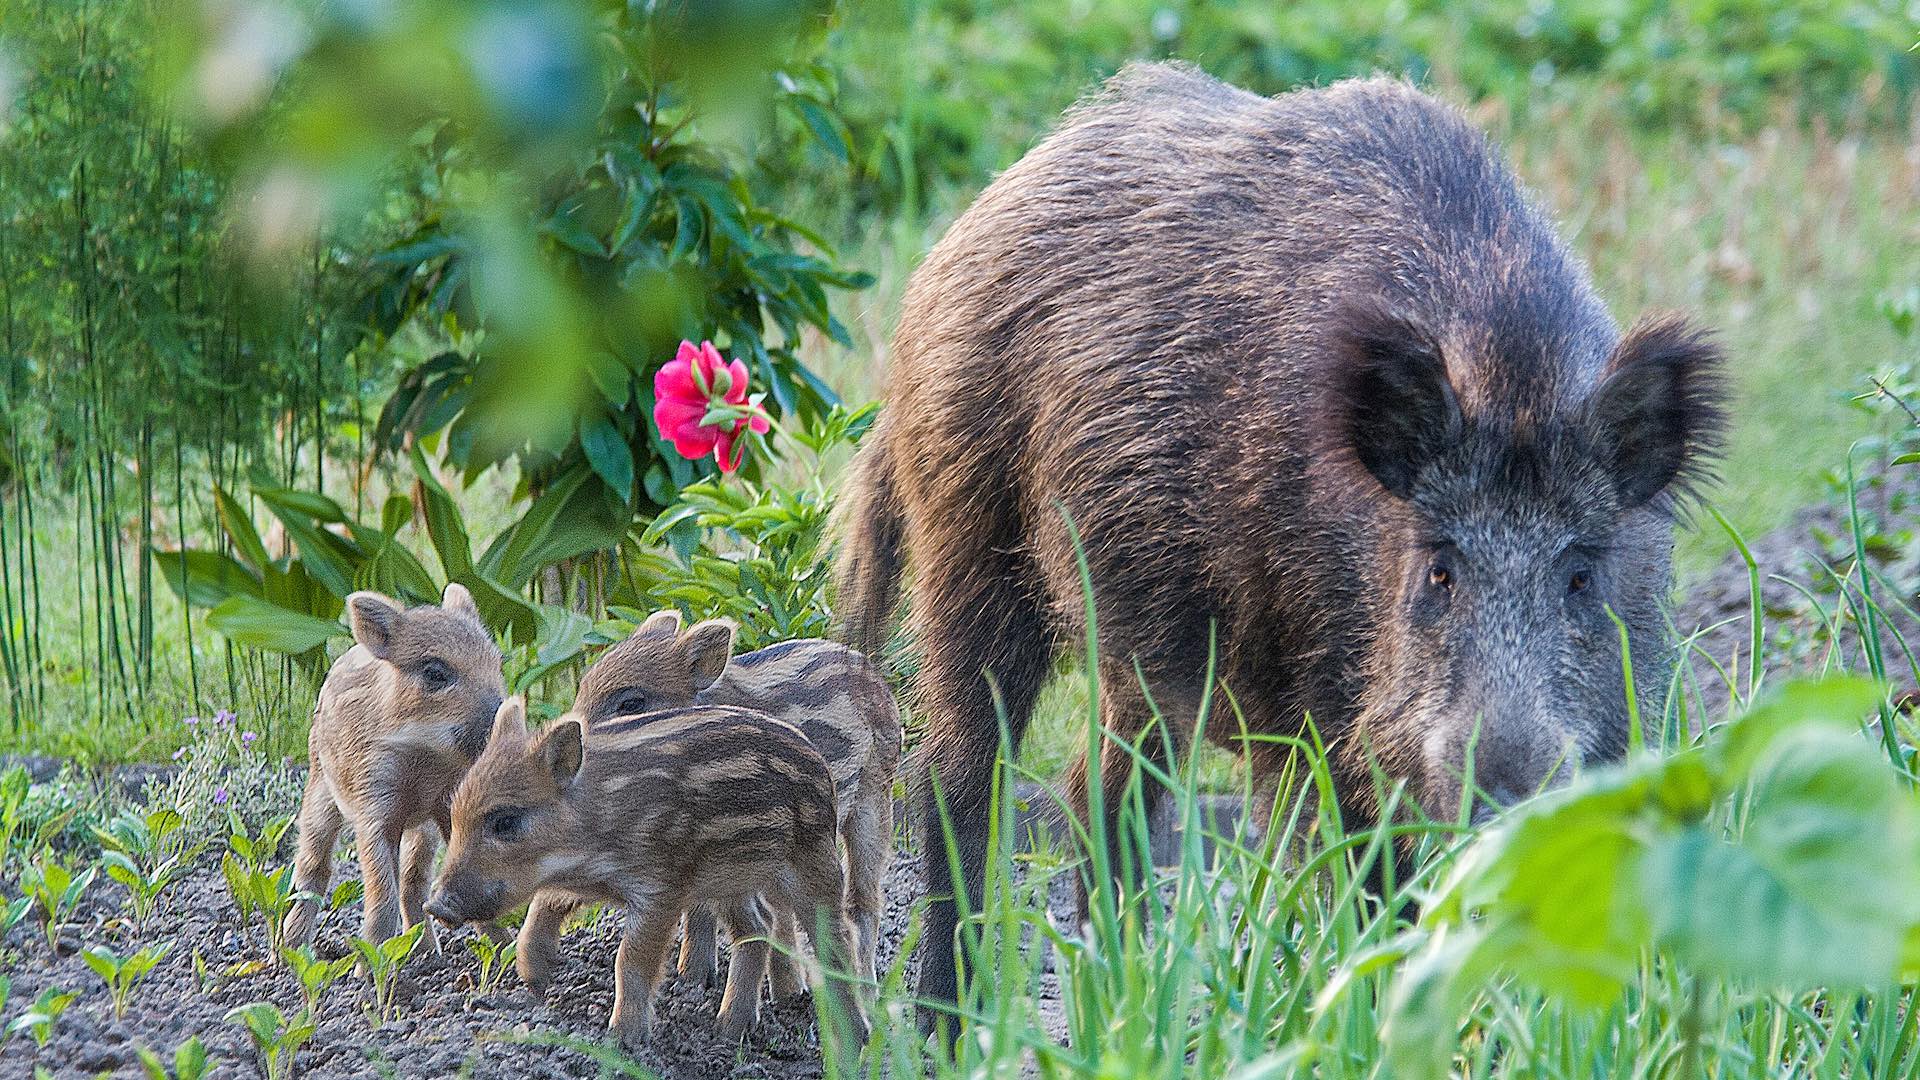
[153,549,263,609]
[214,487,272,573]
[206,595,348,655]
[409,445,474,576]
[1709,675,1883,782]
[580,413,634,498]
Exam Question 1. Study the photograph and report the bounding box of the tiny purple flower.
[214,709,236,727]
[240,731,258,748]
[171,747,188,761]
[184,715,200,728]
[212,787,229,805]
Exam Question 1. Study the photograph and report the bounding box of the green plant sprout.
[225,1002,315,1080]
[464,933,517,997]
[82,941,175,1019]
[18,848,94,955]
[282,945,356,1013]
[136,1035,214,1080]
[95,806,201,925]
[351,923,425,1025]
[4,986,76,1049]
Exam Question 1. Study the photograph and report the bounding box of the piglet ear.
[1588,315,1726,510]
[490,696,531,746]
[1331,299,1462,500]
[540,719,585,788]
[681,619,737,692]
[635,608,682,642]
[441,581,479,618]
[347,592,404,660]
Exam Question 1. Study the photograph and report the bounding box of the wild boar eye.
[420,660,454,692]
[1427,563,1452,590]
[484,808,526,840]
[1567,569,1593,596]
[611,690,649,716]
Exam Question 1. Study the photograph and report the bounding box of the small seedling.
[82,941,174,1019]
[221,856,305,956]
[464,933,517,996]
[327,879,363,912]
[350,923,424,1024]
[225,1002,315,1080]
[1,893,30,935]
[4,986,76,1048]
[282,945,355,1012]
[94,807,201,925]
[136,1035,214,1080]
[18,849,95,955]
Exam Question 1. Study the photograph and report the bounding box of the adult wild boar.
[835,63,1724,1019]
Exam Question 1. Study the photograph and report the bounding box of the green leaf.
[1648,725,1920,986]
[580,414,635,499]
[409,445,474,577]
[153,549,263,609]
[214,488,273,573]
[792,95,850,161]
[206,595,349,655]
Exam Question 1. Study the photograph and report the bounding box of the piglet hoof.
[611,1014,654,1052]
[716,1015,754,1045]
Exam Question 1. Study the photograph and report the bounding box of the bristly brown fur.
[831,61,1729,1025]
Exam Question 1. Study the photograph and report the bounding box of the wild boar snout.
[425,877,504,927]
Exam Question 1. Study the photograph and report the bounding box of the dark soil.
[1674,470,1920,700]
[0,846,962,1079]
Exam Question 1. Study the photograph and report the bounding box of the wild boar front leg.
[676,908,719,985]
[398,822,442,957]
[610,893,685,1049]
[354,818,404,946]
[282,765,344,949]
[515,891,581,998]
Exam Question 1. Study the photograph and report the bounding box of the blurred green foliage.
[797,0,1919,218]
[164,0,872,521]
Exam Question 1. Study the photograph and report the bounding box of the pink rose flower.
[651,340,772,474]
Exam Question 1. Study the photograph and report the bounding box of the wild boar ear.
[635,608,683,642]
[541,719,585,787]
[489,696,531,745]
[681,619,737,692]
[346,592,404,660]
[1589,315,1726,510]
[441,581,479,619]
[1331,299,1462,500]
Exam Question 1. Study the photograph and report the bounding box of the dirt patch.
[0,846,907,1079]
[1675,471,1920,700]
[0,831,1084,1080]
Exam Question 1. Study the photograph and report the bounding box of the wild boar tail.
[832,423,905,660]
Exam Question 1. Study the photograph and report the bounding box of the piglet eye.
[612,691,649,716]
[1427,564,1452,589]
[420,660,454,691]
[1568,569,1592,595]
[484,808,525,840]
